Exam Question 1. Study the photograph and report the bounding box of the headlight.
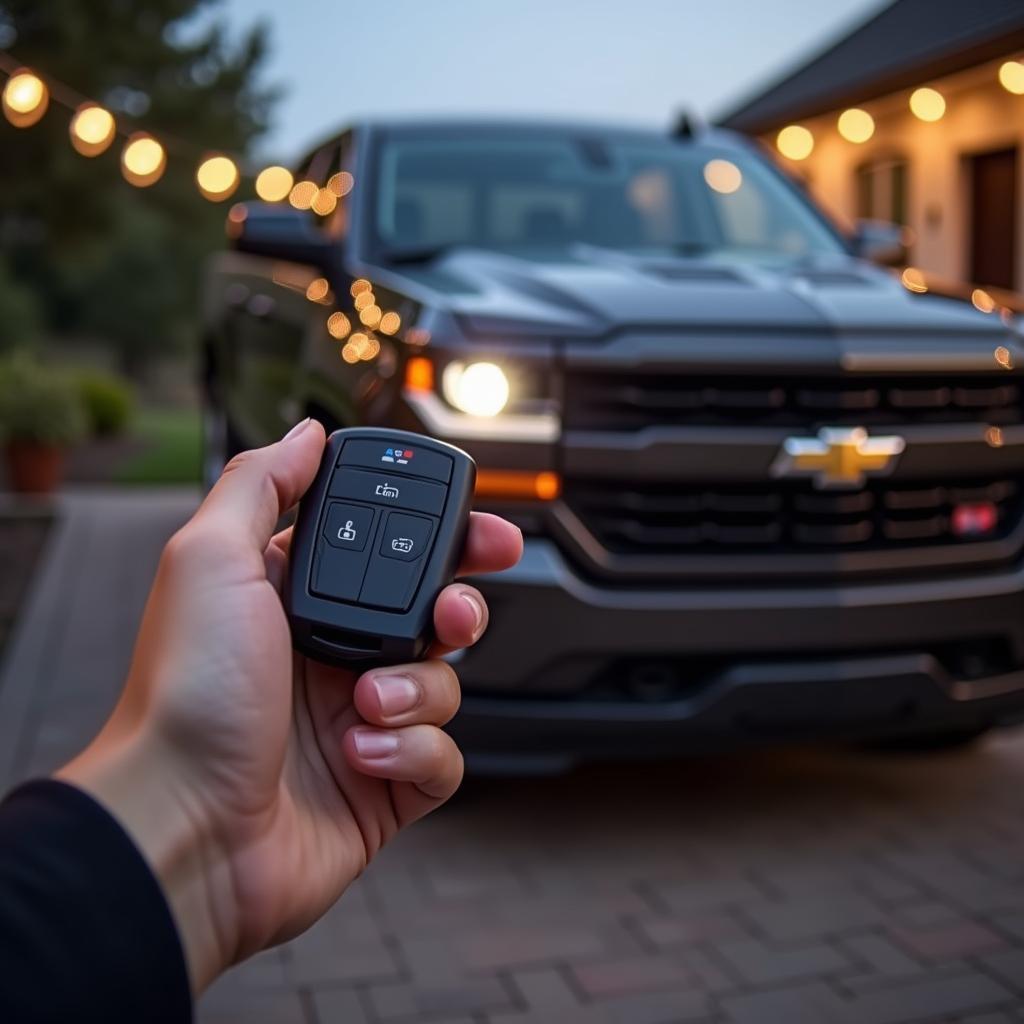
[441,361,510,417]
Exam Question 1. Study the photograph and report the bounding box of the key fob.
[285,427,476,667]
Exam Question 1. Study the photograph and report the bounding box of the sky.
[218,0,885,160]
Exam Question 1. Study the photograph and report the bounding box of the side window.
[290,135,354,236]
[856,156,909,257]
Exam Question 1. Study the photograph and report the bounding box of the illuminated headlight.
[441,361,510,417]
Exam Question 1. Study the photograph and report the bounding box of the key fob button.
[328,467,447,516]
[322,502,374,551]
[311,542,373,602]
[380,512,434,563]
[358,553,425,611]
[338,438,453,483]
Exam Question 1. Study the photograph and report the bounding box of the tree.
[0,0,279,373]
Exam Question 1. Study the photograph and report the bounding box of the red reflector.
[952,502,998,537]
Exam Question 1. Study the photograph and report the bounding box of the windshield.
[372,134,844,263]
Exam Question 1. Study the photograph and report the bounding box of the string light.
[2,69,48,127]
[999,61,1024,95]
[327,171,354,197]
[837,108,874,143]
[776,125,813,160]
[69,103,116,156]
[379,311,401,335]
[326,312,351,339]
[310,187,337,216]
[703,159,743,194]
[121,133,166,188]
[255,165,293,202]
[196,154,240,201]
[910,87,945,122]
[288,180,317,210]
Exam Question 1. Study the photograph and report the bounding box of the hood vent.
[642,264,746,285]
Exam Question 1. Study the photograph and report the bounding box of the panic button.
[381,512,434,562]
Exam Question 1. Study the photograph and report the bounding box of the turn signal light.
[405,356,434,393]
[475,469,560,501]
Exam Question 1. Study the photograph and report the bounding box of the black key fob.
[285,428,476,667]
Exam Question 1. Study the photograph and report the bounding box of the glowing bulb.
[350,278,371,297]
[354,291,374,311]
[379,311,401,335]
[327,312,351,339]
[837,108,874,143]
[972,288,996,314]
[3,70,48,127]
[255,165,294,202]
[910,87,945,122]
[996,346,1014,369]
[442,361,510,417]
[196,155,239,201]
[121,133,166,187]
[69,104,115,156]
[1000,61,1024,95]
[327,171,354,197]
[288,180,317,210]
[359,304,382,328]
[306,277,330,302]
[776,125,814,161]
[702,159,742,194]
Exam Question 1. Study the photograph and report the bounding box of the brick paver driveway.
[2,489,1024,1024]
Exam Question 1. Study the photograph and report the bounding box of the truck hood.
[389,247,1009,340]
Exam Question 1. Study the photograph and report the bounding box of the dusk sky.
[218,0,884,158]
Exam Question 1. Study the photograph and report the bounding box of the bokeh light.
[69,103,116,156]
[288,179,318,210]
[311,187,337,216]
[327,312,351,339]
[305,277,330,302]
[379,311,401,335]
[702,159,743,194]
[999,61,1024,95]
[900,267,928,293]
[837,108,874,143]
[327,171,355,197]
[121,133,166,188]
[776,125,814,160]
[909,87,945,122]
[255,165,294,202]
[350,278,372,297]
[3,69,48,128]
[972,288,996,314]
[196,155,240,201]
[359,303,382,328]
[354,290,375,311]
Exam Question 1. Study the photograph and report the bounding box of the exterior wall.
[763,58,1024,290]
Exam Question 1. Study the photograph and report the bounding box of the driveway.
[2,488,1024,1024]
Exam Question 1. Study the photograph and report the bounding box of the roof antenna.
[673,110,701,139]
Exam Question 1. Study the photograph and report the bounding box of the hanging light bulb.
[121,133,166,187]
[69,103,116,156]
[3,69,48,128]
[255,165,293,202]
[196,154,240,201]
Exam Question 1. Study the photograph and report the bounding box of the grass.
[114,407,202,485]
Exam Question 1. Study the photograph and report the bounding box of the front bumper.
[452,539,1024,760]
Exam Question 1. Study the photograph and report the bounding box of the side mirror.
[851,219,906,267]
[228,202,336,267]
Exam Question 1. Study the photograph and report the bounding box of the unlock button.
[322,502,374,552]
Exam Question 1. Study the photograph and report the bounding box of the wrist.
[57,731,236,992]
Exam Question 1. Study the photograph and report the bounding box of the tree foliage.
[0,0,278,372]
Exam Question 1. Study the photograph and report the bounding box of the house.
[718,0,1024,294]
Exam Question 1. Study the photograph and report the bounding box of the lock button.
[322,502,375,552]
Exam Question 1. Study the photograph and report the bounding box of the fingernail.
[281,417,310,441]
[353,729,400,759]
[372,674,420,717]
[460,591,484,633]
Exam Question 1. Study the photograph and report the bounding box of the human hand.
[57,419,522,991]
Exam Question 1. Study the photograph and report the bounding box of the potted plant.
[0,352,86,495]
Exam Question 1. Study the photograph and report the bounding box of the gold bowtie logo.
[770,426,905,489]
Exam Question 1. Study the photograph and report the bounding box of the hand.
[57,419,522,991]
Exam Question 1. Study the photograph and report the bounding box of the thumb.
[194,418,327,552]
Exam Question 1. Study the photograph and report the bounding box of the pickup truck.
[202,118,1024,771]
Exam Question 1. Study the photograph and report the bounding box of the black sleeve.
[0,779,192,1024]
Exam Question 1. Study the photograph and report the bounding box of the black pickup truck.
[203,118,1024,771]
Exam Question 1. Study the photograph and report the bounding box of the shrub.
[76,368,135,437]
[0,352,87,446]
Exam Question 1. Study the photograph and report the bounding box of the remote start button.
[380,512,434,562]
[328,467,447,515]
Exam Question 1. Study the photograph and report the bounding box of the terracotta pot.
[4,441,67,495]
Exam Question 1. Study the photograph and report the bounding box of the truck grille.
[565,476,1020,556]
[564,372,1022,430]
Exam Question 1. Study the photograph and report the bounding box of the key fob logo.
[337,520,358,542]
[391,537,414,554]
[375,482,399,499]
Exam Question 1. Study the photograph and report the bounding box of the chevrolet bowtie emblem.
[770,427,906,489]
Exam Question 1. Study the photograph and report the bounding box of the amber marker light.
[121,133,166,187]
[405,356,435,392]
[776,125,813,160]
[909,87,945,122]
[255,165,294,202]
[69,103,115,156]
[475,470,561,501]
[3,69,48,127]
